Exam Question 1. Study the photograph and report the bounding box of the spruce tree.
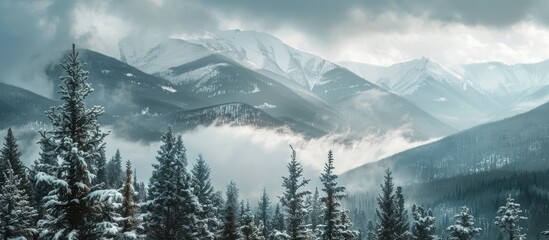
[241,201,264,240]
[95,148,107,188]
[30,132,58,222]
[0,163,38,239]
[272,203,285,236]
[411,204,437,240]
[191,154,221,236]
[38,44,120,239]
[144,128,209,239]
[394,186,409,239]
[376,169,397,240]
[118,160,144,239]
[494,195,527,240]
[107,149,124,189]
[366,219,376,240]
[319,150,347,240]
[0,128,30,195]
[257,188,272,239]
[310,188,322,233]
[222,181,241,240]
[446,206,481,240]
[280,145,311,240]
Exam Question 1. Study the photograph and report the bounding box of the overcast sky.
[3,0,549,69]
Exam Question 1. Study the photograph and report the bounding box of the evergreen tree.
[0,128,30,195]
[0,163,38,239]
[144,128,209,239]
[310,188,322,233]
[272,203,286,235]
[446,206,481,240]
[107,149,124,189]
[37,44,120,239]
[494,195,527,240]
[257,188,272,239]
[366,219,376,240]
[394,186,409,239]
[95,148,107,187]
[118,160,144,239]
[319,150,350,240]
[339,210,359,240]
[222,181,241,240]
[280,146,311,240]
[191,154,221,236]
[241,201,264,240]
[376,169,397,240]
[30,132,58,222]
[411,204,437,240]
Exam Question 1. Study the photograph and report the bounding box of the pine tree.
[38,44,120,239]
[376,169,397,240]
[319,150,351,240]
[0,128,30,195]
[0,163,38,239]
[222,181,241,240]
[144,128,209,239]
[394,186,409,239]
[118,160,144,239]
[280,145,311,240]
[257,188,272,239]
[446,206,481,240]
[411,204,437,240]
[30,132,58,222]
[494,195,527,240]
[191,154,221,236]
[366,219,376,240]
[310,188,322,233]
[241,201,264,240]
[107,149,124,189]
[95,148,108,188]
[272,203,285,236]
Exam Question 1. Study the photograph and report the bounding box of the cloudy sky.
[3,0,549,69]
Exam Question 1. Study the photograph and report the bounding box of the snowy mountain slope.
[0,82,56,128]
[340,59,504,129]
[118,31,456,140]
[46,49,208,116]
[341,98,549,186]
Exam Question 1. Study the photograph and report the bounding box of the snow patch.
[254,102,277,109]
[160,85,177,93]
[433,97,447,102]
[125,73,135,77]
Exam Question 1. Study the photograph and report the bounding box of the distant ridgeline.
[341,100,549,239]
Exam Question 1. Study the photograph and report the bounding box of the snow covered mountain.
[340,58,501,130]
[119,30,456,140]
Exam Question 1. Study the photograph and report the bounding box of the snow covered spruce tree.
[280,146,311,240]
[319,150,357,240]
[192,154,222,236]
[222,181,241,240]
[376,169,397,240]
[94,148,108,188]
[309,187,322,233]
[31,132,58,221]
[118,160,144,239]
[257,188,272,239]
[0,161,38,239]
[494,195,527,240]
[272,203,285,238]
[107,149,124,189]
[394,186,409,239]
[365,219,376,240]
[144,128,210,239]
[241,201,264,240]
[0,128,30,193]
[37,44,121,239]
[411,204,437,240]
[446,206,481,240]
